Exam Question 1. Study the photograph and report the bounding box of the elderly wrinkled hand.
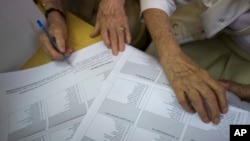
[38,12,72,60]
[161,52,228,125]
[91,0,131,56]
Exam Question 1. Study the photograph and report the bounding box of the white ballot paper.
[72,44,250,141]
[0,41,119,141]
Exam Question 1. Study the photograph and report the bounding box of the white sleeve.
[140,0,177,16]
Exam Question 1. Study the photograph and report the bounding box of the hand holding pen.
[36,16,72,63]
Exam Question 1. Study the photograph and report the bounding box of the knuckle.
[52,28,61,34]
[177,96,187,106]
[204,95,216,102]
[190,100,200,107]
[201,69,210,75]
[218,86,226,93]
[178,98,186,105]
[50,52,58,59]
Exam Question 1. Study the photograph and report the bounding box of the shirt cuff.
[140,0,176,16]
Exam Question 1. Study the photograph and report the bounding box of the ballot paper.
[72,44,250,141]
[0,41,119,141]
[1,41,250,141]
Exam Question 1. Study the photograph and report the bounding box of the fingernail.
[203,117,210,123]
[222,107,228,113]
[189,109,195,113]
[219,82,229,89]
[213,117,220,125]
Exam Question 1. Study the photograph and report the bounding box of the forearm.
[143,8,228,125]
[142,8,182,62]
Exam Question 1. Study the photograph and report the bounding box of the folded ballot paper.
[1,41,250,141]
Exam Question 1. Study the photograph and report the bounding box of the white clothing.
[140,0,250,52]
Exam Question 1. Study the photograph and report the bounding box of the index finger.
[39,33,64,60]
[49,28,66,53]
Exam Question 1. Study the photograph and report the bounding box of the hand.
[38,12,72,60]
[91,0,131,56]
[220,80,250,102]
[161,52,228,124]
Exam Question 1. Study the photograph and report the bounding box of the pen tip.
[64,58,72,67]
[67,62,73,67]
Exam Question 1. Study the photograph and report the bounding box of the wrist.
[158,44,182,64]
[40,0,65,20]
[102,0,125,6]
[45,8,65,20]
[46,12,66,27]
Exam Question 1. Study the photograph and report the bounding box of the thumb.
[218,80,230,90]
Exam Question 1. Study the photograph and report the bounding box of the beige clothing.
[168,0,250,44]
[146,33,250,84]
[140,0,250,43]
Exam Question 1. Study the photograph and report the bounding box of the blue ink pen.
[36,20,71,66]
